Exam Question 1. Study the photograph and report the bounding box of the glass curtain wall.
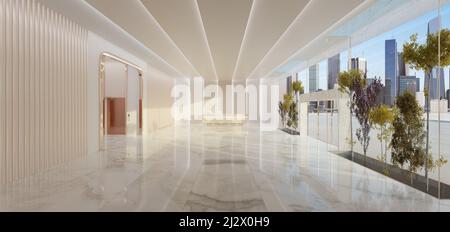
[348,0,447,190]
[299,0,449,195]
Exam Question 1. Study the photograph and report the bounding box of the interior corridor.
[1,0,450,214]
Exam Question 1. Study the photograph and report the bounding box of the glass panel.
[290,0,448,193]
[343,0,445,191]
[307,102,318,139]
[276,1,449,195]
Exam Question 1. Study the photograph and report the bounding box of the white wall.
[145,65,176,133]
[105,61,127,98]
[246,79,260,122]
[259,78,280,130]
[0,1,178,184]
[127,67,140,135]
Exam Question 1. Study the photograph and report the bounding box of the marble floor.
[1,123,450,212]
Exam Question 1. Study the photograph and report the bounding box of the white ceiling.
[232,0,310,81]
[196,0,253,82]
[43,0,383,81]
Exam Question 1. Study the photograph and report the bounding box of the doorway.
[106,98,126,135]
[99,53,143,150]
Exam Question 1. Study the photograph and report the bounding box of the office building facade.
[327,54,340,90]
[351,58,367,78]
[399,76,420,96]
[385,39,399,106]
[309,64,319,93]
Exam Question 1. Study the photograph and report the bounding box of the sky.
[305,2,450,93]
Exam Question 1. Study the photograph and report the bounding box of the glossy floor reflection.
[1,123,450,212]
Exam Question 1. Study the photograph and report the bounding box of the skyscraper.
[426,17,445,100]
[309,64,319,93]
[398,52,406,76]
[351,58,367,78]
[425,68,446,100]
[428,16,441,35]
[399,76,420,96]
[327,54,340,90]
[385,39,398,106]
[287,76,292,93]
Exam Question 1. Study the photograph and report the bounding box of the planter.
[280,128,300,136]
[334,151,450,199]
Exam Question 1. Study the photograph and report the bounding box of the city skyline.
[297,3,450,95]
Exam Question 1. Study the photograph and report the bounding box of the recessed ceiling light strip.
[194,0,220,81]
[137,0,201,78]
[246,0,313,80]
[231,0,256,82]
[262,0,376,80]
[82,0,185,77]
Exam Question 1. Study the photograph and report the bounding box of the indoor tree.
[390,92,427,184]
[278,102,288,128]
[291,81,304,131]
[338,69,366,155]
[292,81,304,103]
[279,93,293,128]
[287,101,299,130]
[402,29,450,181]
[352,77,383,158]
[369,105,395,173]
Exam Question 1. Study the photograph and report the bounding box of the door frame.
[99,52,143,150]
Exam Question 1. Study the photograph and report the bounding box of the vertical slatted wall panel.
[0,0,5,185]
[6,0,13,183]
[0,0,88,184]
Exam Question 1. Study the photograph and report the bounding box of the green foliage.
[402,29,450,176]
[370,105,395,175]
[353,78,383,156]
[369,105,394,127]
[278,99,289,128]
[390,92,426,173]
[434,156,448,169]
[278,80,304,131]
[292,81,304,95]
[279,93,294,128]
[338,69,365,95]
[287,101,298,129]
[402,29,450,74]
[283,92,293,106]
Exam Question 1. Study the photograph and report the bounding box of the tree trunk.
[425,75,430,191]
[350,93,354,159]
[380,127,383,161]
[384,127,388,174]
